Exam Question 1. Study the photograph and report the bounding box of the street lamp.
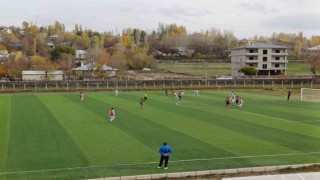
[203,63,208,87]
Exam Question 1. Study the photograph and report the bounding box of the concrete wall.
[23,74,63,81]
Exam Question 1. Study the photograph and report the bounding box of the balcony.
[271,52,288,56]
[246,52,259,56]
[270,59,288,63]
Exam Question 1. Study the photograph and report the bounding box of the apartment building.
[230,43,288,77]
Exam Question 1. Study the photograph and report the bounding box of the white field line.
[298,173,306,180]
[176,101,320,123]
[1,151,320,175]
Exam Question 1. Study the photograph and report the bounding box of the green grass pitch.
[1,91,320,179]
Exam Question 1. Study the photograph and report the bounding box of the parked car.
[216,76,233,80]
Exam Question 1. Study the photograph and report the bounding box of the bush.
[240,66,258,76]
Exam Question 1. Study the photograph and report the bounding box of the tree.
[50,45,75,61]
[31,55,53,70]
[15,51,23,60]
[4,56,30,79]
[59,53,75,79]
[308,51,320,76]
[31,55,55,80]
[0,44,6,50]
[110,51,127,71]
[22,21,29,35]
[126,49,156,70]
[86,47,110,77]
[0,64,6,77]
[240,66,258,76]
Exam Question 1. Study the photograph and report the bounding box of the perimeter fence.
[0,78,318,93]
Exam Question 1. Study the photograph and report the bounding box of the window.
[275,50,280,53]
[275,57,280,60]
[263,64,267,69]
[248,64,253,67]
[249,49,254,53]
[263,57,267,61]
[263,50,268,54]
[275,64,280,68]
[249,57,254,60]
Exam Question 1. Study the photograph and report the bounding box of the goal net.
[301,88,320,102]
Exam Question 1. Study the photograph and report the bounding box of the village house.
[72,63,117,77]
[230,43,288,77]
[22,70,64,81]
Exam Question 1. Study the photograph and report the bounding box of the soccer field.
[1,91,320,179]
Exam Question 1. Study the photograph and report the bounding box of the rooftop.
[22,70,64,75]
[232,43,287,50]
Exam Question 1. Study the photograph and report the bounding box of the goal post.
[301,88,320,102]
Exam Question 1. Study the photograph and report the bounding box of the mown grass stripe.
[192,91,319,121]
[188,92,320,139]
[6,95,90,172]
[0,95,11,172]
[1,91,320,179]
[115,92,297,157]
[52,93,157,164]
[86,93,242,161]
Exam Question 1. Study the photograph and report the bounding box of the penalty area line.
[1,151,320,175]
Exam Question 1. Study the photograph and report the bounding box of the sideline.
[1,151,320,175]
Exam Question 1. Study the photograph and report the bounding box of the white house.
[0,27,12,34]
[75,50,86,61]
[307,45,320,51]
[22,70,64,81]
[46,42,55,49]
[230,43,288,77]
[72,63,117,77]
[0,50,10,59]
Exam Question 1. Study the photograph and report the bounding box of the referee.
[158,142,172,169]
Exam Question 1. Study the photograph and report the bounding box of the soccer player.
[287,90,291,101]
[158,142,172,170]
[225,97,230,108]
[237,97,244,107]
[178,91,182,100]
[109,107,115,122]
[115,89,119,96]
[230,92,235,103]
[180,90,185,96]
[165,89,168,96]
[80,91,84,101]
[235,96,239,105]
[172,90,178,99]
[178,90,184,100]
[140,97,145,109]
[194,90,199,96]
[144,92,148,101]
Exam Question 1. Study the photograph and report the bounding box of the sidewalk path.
[223,172,320,180]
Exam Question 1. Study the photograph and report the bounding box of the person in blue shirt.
[158,142,172,169]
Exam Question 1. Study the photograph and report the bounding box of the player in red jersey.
[109,107,115,122]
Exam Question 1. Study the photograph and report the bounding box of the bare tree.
[59,53,75,79]
[86,47,110,77]
[308,51,320,76]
